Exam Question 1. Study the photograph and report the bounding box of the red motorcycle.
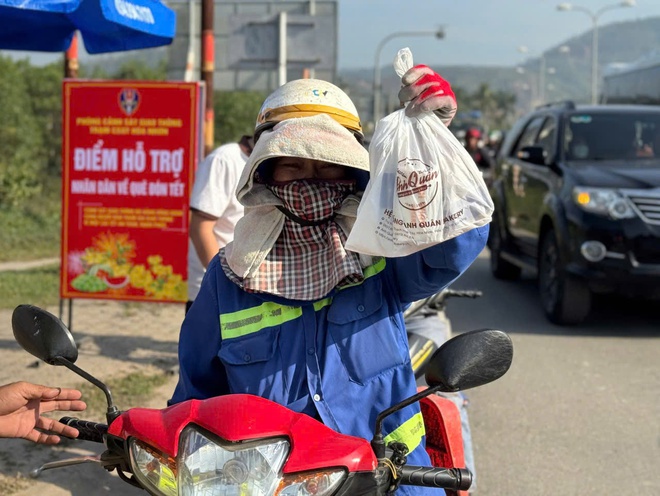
[12,304,513,496]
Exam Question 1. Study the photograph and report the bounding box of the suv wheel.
[538,230,591,325]
[489,216,522,280]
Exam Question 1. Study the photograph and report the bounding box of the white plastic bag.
[345,48,494,257]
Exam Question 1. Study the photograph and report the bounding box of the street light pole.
[556,1,636,104]
[517,44,570,107]
[591,13,599,104]
[518,45,546,104]
[514,66,535,112]
[372,29,444,125]
[540,52,547,103]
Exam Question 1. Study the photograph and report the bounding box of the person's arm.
[189,146,242,267]
[388,225,489,302]
[169,256,230,404]
[391,65,488,297]
[637,144,654,157]
[0,382,86,444]
[189,209,221,268]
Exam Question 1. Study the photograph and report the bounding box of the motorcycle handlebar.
[398,466,472,490]
[60,417,108,443]
[442,289,482,299]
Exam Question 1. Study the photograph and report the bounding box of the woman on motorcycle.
[170,66,489,495]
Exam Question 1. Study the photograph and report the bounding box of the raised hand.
[398,64,458,125]
[0,381,87,444]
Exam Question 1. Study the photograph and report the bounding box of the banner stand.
[58,298,74,332]
[59,80,203,309]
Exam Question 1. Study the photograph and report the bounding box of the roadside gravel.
[0,297,185,495]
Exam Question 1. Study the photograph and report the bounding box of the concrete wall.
[168,0,338,90]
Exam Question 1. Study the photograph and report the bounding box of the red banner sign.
[61,81,203,303]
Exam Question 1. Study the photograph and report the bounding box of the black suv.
[488,102,660,325]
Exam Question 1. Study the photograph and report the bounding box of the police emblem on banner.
[118,88,141,116]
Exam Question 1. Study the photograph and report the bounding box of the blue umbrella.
[0,0,176,54]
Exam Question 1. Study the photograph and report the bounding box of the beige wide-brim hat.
[236,113,369,208]
[225,113,369,279]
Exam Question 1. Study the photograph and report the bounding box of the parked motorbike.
[405,288,484,494]
[12,304,512,496]
[406,288,483,379]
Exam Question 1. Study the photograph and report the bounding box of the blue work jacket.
[170,225,488,495]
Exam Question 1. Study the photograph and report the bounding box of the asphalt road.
[443,249,660,496]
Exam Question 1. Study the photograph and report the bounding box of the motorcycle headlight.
[178,426,290,496]
[130,426,347,496]
[130,439,178,496]
[277,470,347,495]
[573,187,635,219]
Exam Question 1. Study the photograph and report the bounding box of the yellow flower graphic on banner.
[82,232,136,266]
[130,255,186,301]
[73,231,186,301]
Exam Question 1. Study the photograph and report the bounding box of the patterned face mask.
[266,179,356,226]
[222,178,363,301]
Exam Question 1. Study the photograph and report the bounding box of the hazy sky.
[4,0,660,71]
[340,0,660,70]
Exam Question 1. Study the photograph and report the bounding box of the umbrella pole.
[64,33,79,79]
[202,0,214,157]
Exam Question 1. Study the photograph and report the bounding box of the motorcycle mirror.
[425,329,513,392]
[12,305,78,365]
[12,304,120,423]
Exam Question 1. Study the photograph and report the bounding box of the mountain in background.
[47,15,660,129]
[339,16,660,123]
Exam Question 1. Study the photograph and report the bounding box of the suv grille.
[621,188,660,225]
[632,237,660,264]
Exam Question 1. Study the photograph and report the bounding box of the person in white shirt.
[187,135,254,313]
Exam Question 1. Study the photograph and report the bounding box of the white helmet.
[255,79,363,141]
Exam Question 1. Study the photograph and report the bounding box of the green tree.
[81,64,111,79]
[214,91,267,145]
[453,83,517,132]
[0,56,44,207]
[20,60,64,176]
[471,83,516,130]
[80,58,167,80]
[112,59,167,80]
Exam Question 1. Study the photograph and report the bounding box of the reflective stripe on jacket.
[171,225,488,495]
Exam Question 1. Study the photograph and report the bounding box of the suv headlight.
[572,187,636,219]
